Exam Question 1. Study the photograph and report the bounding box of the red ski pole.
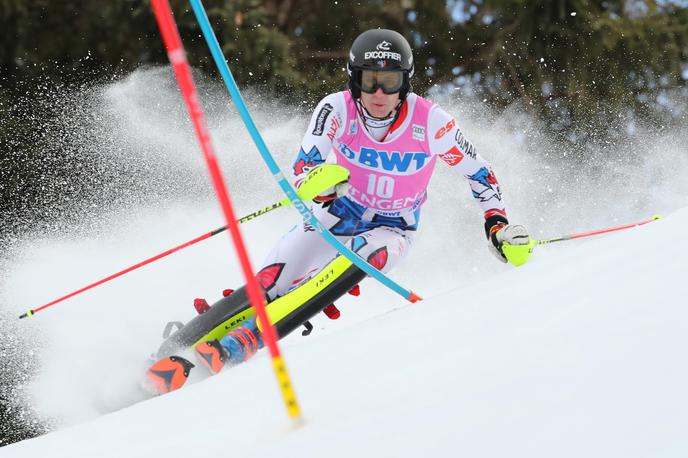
[18,199,289,320]
[500,214,662,266]
[535,214,662,246]
[150,0,301,419]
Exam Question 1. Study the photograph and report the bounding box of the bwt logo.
[339,144,428,172]
[376,41,391,51]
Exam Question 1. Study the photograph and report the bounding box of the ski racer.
[191,29,532,375]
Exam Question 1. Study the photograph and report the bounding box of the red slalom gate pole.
[150,0,301,419]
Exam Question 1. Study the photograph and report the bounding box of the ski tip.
[194,340,227,375]
[145,356,195,395]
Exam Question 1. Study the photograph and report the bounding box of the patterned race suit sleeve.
[291,93,348,188]
[427,106,507,222]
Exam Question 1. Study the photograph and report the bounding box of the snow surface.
[2,69,687,457]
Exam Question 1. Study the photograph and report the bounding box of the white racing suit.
[256,90,507,304]
[153,91,511,382]
[211,90,510,364]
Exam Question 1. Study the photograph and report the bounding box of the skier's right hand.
[297,164,350,202]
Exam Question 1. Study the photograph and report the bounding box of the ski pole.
[535,214,662,246]
[502,214,662,266]
[18,198,290,320]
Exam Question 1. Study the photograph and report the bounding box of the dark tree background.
[1,0,687,220]
[0,0,686,447]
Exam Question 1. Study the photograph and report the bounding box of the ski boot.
[194,339,228,374]
[194,317,263,374]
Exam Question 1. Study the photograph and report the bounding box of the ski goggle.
[356,70,405,94]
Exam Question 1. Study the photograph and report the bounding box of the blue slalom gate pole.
[188,0,420,303]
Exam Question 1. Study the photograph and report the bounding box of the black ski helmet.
[347,29,414,100]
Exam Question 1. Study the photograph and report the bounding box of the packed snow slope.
[1,68,687,456]
[4,214,688,456]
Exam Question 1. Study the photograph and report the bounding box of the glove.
[297,164,350,203]
[313,180,350,203]
[486,218,532,266]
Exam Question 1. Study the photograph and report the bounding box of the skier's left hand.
[488,223,533,266]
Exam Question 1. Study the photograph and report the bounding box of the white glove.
[488,224,531,264]
[314,181,350,203]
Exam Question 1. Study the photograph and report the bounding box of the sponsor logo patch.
[439,145,464,166]
[434,118,456,139]
[338,144,429,173]
[312,103,333,136]
[327,114,342,141]
[455,129,477,159]
[364,51,401,61]
[412,124,425,141]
